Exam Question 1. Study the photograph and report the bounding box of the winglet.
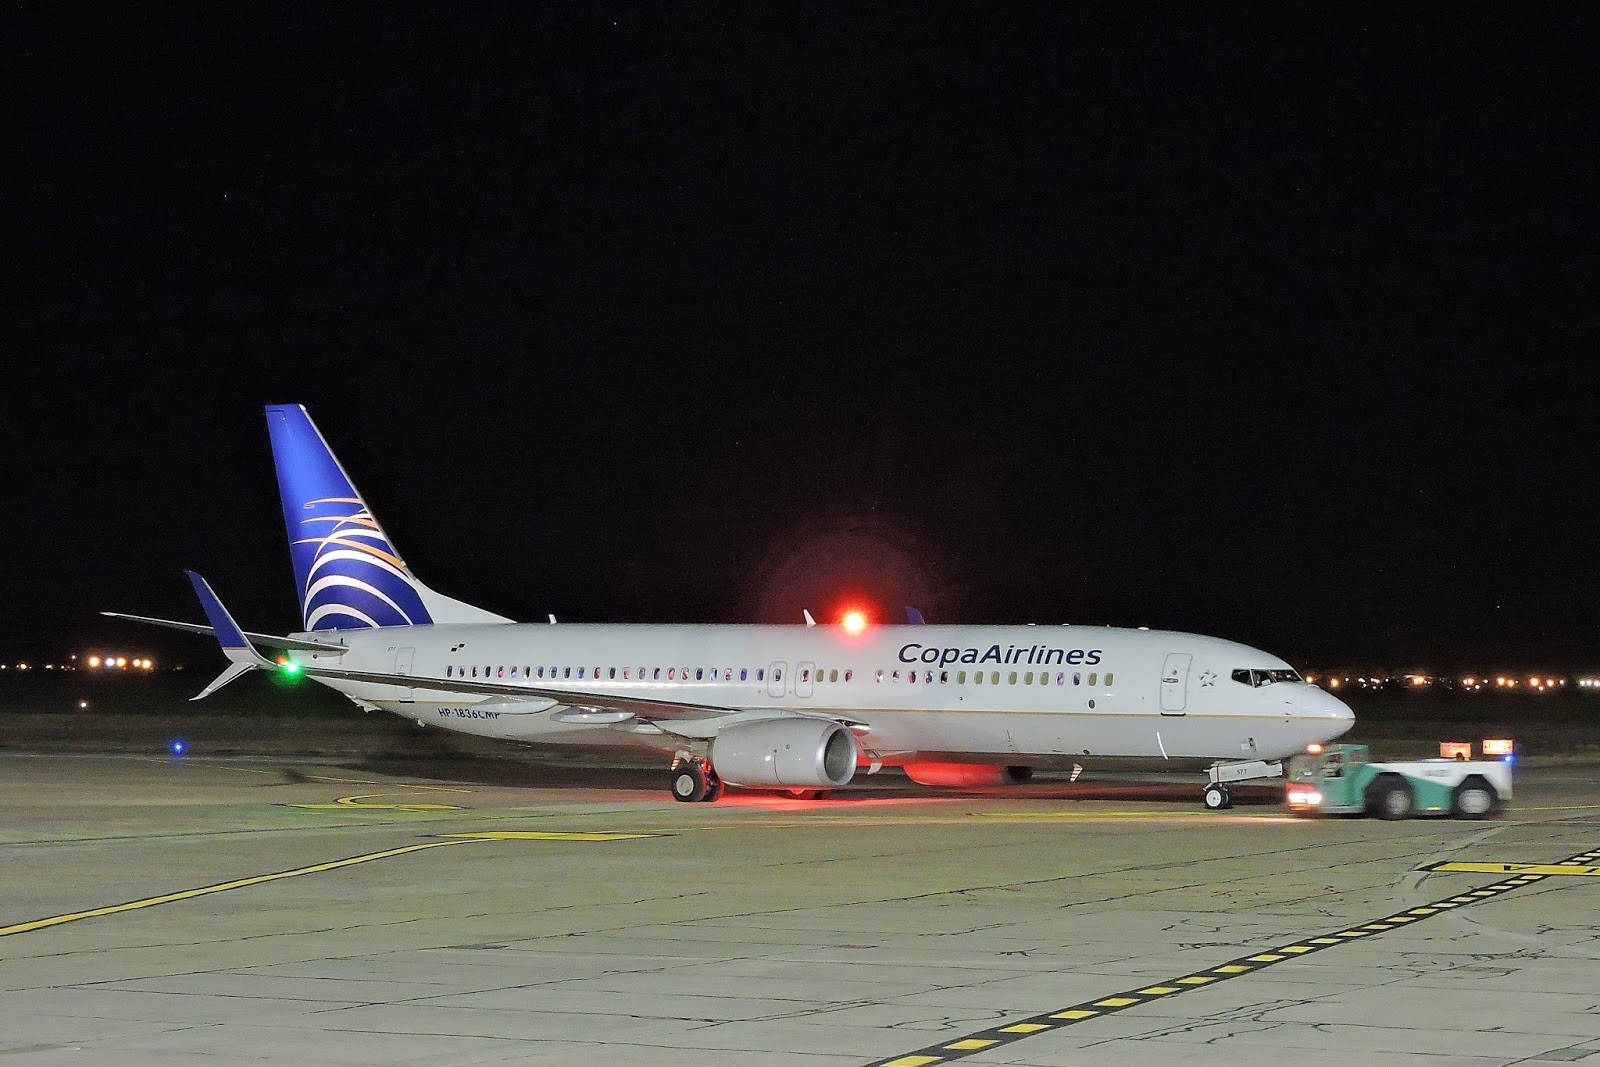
[905,606,926,625]
[803,609,816,627]
[184,571,273,699]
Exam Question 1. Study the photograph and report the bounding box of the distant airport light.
[170,740,186,756]
[1482,738,1514,757]
[1327,678,1340,688]
[115,657,127,668]
[841,610,867,635]
[77,700,88,709]
[1439,741,1472,760]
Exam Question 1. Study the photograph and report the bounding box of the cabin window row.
[439,663,1109,688]
[445,664,839,684]
[873,668,1114,687]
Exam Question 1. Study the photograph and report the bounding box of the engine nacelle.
[901,762,1035,788]
[709,718,859,788]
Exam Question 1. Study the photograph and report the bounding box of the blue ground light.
[169,740,186,756]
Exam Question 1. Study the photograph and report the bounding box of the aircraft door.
[394,646,416,703]
[796,660,816,698]
[1160,652,1191,715]
[767,661,786,698]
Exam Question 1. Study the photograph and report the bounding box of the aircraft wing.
[101,612,349,654]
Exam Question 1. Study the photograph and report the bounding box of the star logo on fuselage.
[1198,669,1217,687]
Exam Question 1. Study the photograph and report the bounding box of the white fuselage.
[290,622,1354,766]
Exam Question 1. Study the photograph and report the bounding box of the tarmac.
[3,714,1599,1066]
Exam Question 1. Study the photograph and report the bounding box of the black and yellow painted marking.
[1420,861,1600,877]
[867,846,1600,1067]
[0,831,667,941]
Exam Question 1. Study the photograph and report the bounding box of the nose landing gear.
[1202,758,1283,811]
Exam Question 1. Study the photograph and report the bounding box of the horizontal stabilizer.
[100,612,348,654]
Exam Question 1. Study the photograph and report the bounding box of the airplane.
[108,404,1355,808]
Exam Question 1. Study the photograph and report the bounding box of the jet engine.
[901,762,1035,788]
[708,718,859,788]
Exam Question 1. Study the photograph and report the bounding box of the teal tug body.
[1285,743,1511,819]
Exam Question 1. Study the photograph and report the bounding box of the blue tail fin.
[265,405,509,631]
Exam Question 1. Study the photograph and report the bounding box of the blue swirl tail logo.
[266,405,434,631]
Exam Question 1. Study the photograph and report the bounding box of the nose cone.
[1303,685,1356,738]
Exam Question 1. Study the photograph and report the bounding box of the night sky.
[11,7,1598,672]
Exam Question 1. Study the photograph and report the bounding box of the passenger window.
[668,667,676,679]
[471,665,478,678]
[991,671,1000,684]
[1024,671,1033,685]
[940,670,949,684]
[653,667,661,680]
[829,669,838,683]
[956,670,966,684]
[974,671,983,685]
[757,668,765,681]
[801,669,810,682]
[1039,673,1048,685]
[1008,671,1017,685]
[909,671,918,684]
[1105,672,1114,685]
[740,668,748,681]
[725,668,733,681]
[497,666,504,678]
[622,668,629,679]
[1056,671,1065,685]
[577,667,585,679]
[774,668,782,681]
[563,667,571,679]
[1088,672,1097,686]
[844,669,852,682]
[1073,672,1081,685]
[695,668,704,681]
[876,669,884,682]
[892,670,901,681]
[609,667,616,680]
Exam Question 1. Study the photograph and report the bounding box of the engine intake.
[709,718,858,788]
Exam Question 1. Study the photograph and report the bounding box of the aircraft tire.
[672,761,709,803]
[1203,784,1231,810]
[703,774,724,803]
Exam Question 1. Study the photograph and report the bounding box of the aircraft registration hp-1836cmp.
[109,405,1354,807]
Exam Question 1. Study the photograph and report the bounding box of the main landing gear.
[670,755,723,803]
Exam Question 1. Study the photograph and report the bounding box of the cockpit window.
[1231,667,1303,687]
